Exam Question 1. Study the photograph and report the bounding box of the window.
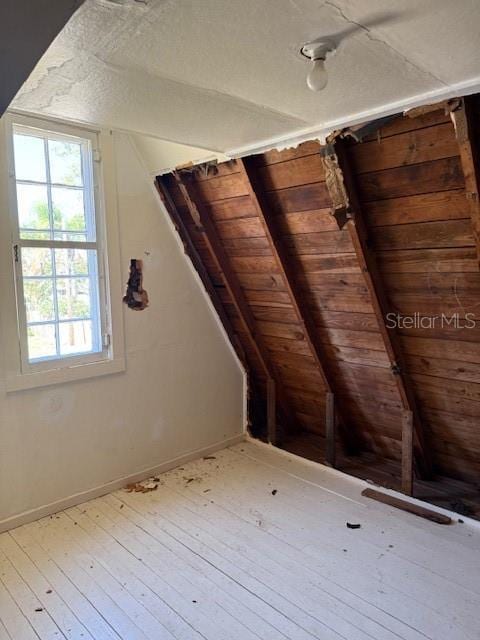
[7,117,111,373]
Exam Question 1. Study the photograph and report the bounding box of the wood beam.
[401,410,414,496]
[450,97,480,268]
[156,177,246,367]
[157,176,269,439]
[239,157,361,459]
[173,170,293,445]
[238,157,331,390]
[322,139,433,481]
[266,378,276,445]
[325,392,336,467]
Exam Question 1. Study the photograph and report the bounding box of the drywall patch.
[38,388,75,424]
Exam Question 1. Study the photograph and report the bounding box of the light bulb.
[306,58,328,92]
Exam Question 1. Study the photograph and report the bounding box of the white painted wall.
[131,134,229,177]
[0,129,245,527]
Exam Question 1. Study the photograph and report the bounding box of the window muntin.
[10,123,106,366]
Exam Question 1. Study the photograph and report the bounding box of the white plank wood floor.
[1,440,480,640]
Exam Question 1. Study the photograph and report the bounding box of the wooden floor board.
[102,494,371,640]
[0,576,39,640]
[9,526,122,640]
[0,533,94,640]
[0,619,12,640]
[90,498,340,640]
[236,442,480,558]
[152,448,476,640]
[30,519,150,640]
[65,504,292,640]
[2,441,479,640]
[0,543,66,640]
[111,480,417,640]
[66,502,269,640]
[61,509,205,640]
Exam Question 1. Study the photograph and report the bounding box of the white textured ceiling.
[11,0,480,155]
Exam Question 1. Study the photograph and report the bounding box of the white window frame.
[1,112,126,392]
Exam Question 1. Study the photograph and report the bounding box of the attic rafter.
[173,169,293,445]
[449,96,480,268]
[238,157,360,462]
[321,138,433,484]
[155,177,246,368]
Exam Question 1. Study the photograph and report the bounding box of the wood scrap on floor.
[124,476,161,493]
[362,488,452,524]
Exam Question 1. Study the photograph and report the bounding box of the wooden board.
[362,488,452,524]
[358,157,464,202]
[351,122,459,174]
[364,189,469,227]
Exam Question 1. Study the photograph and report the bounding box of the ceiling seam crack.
[323,0,449,88]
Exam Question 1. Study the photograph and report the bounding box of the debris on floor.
[271,489,278,495]
[450,501,472,516]
[183,475,203,487]
[124,477,160,493]
[346,522,361,529]
[203,456,216,460]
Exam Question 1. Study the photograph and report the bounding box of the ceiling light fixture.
[300,39,336,91]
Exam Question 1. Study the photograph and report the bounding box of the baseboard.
[0,433,246,534]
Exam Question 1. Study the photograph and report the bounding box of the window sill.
[5,356,126,393]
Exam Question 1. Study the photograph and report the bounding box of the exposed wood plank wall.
[174,170,297,444]
[159,169,326,443]
[156,178,245,367]
[157,96,480,486]
[249,142,407,458]
[238,156,360,457]
[350,106,480,483]
[322,138,432,479]
[450,96,480,267]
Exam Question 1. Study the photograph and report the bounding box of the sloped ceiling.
[10,0,480,155]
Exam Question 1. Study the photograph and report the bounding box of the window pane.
[13,134,46,182]
[27,324,57,360]
[48,139,83,186]
[17,184,50,233]
[56,277,91,320]
[55,248,89,276]
[21,230,52,241]
[23,279,55,322]
[21,248,53,277]
[51,186,86,232]
[59,320,92,355]
[53,231,87,242]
